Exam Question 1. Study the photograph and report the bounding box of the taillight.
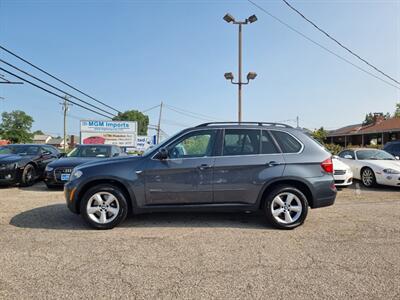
[321,157,333,173]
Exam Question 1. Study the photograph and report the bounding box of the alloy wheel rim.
[26,167,34,183]
[362,169,373,186]
[271,192,302,224]
[87,192,120,224]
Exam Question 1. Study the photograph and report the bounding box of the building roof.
[47,138,64,145]
[33,134,52,142]
[328,118,400,137]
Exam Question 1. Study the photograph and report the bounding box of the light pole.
[223,13,257,122]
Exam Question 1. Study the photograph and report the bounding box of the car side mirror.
[42,150,51,156]
[344,155,353,159]
[113,153,119,157]
[158,147,168,160]
[58,153,66,158]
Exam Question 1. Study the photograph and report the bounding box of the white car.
[337,148,400,188]
[332,157,353,187]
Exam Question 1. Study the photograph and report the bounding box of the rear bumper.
[309,175,337,209]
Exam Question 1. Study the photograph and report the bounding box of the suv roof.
[195,122,293,129]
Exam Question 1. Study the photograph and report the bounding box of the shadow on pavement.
[348,180,400,192]
[10,204,273,230]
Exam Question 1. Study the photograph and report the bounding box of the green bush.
[324,143,343,155]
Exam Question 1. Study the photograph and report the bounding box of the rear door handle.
[198,164,212,170]
[267,161,281,167]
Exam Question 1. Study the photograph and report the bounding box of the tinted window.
[8,145,40,155]
[261,131,279,154]
[43,145,58,154]
[271,131,302,153]
[223,129,260,156]
[168,130,216,159]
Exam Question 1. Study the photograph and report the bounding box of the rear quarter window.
[271,131,302,153]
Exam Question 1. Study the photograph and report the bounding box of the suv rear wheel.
[80,184,128,229]
[264,185,308,229]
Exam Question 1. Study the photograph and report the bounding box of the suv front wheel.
[264,185,309,229]
[80,184,128,229]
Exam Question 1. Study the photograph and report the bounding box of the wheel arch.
[257,177,315,208]
[75,179,135,214]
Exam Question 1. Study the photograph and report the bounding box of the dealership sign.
[80,120,137,147]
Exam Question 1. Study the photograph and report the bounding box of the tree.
[394,103,400,118]
[33,130,44,135]
[113,110,149,135]
[312,127,327,144]
[362,113,375,125]
[0,110,34,143]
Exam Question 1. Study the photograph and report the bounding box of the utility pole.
[296,116,299,128]
[61,96,71,153]
[156,101,163,144]
[223,14,258,122]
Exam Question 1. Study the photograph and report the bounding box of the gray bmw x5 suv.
[65,122,336,229]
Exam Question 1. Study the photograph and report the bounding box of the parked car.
[0,144,60,186]
[64,122,337,230]
[383,141,400,158]
[44,144,126,188]
[337,148,400,188]
[332,157,353,187]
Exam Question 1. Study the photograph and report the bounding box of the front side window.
[271,131,302,153]
[168,130,216,159]
[223,129,260,156]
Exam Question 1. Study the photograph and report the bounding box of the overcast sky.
[1,0,399,137]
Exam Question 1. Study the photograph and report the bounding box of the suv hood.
[48,157,102,168]
[75,155,142,170]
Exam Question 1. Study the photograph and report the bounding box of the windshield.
[142,130,184,156]
[356,149,395,160]
[67,146,110,158]
[0,145,40,156]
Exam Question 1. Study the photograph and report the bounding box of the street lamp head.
[247,72,257,80]
[223,13,235,23]
[247,14,258,23]
[224,72,234,80]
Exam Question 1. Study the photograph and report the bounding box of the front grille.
[334,170,346,175]
[54,168,73,181]
[335,180,345,184]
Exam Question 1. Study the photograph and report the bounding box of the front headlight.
[383,168,400,174]
[45,165,54,172]
[70,169,83,181]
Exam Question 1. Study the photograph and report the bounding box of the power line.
[164,104,222,122]
[141,104,161,113]
[0,45,122,113]
[247,0,400,90]
[281,0,400,86]
[0,67,113,119]
[0,59,116,118]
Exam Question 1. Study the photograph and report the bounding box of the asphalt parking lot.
[0,182,399,299]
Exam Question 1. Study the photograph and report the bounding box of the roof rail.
[196,121,293,128]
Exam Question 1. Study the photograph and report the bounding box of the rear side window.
[271,131,302,153]
[261,131,279,154]
[223,129,260,156]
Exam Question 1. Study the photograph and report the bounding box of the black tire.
[361,167,376,188]
[264,185,309,230]
[80,184,128,230]
[20,164,36,187]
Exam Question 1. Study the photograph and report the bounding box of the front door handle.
[267,161,281,167]
[198,164,212,170]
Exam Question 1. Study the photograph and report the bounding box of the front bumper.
[64,180,81,214]
[334,171,353,187]
[376,173,400,187]
[44,168,73,187]
[0,167,20,185]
